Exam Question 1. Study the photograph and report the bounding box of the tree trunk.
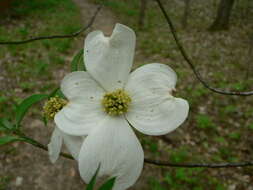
[0,0,13,14]
[138,0,147,29]
[245,0,252,21]
[245,34,253,80]
[209,0,235,31]
[182,0,191,29]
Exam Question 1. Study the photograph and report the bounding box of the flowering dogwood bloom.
[55,23,189,190]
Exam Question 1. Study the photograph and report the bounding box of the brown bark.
[0,0,13,14]
[209,0,235,31]
[138,0,147,29]
[182,0,191,29]
[245,34,253,80]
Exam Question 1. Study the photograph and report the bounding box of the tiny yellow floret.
[102,89,131,116]
[43,96,67,120]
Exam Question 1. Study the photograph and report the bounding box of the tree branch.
[22,135,74,159]
[144,158,253,168]
[0,5,102,45]
[22,135,253,168]
[154,0,253,96]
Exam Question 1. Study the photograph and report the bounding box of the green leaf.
[15,94,48,127]
[0,118,14,131]
[71,49,85,72]
[86,164,101,190]
[48,87,60,99]
[47,87,65,99]
[98,177,116,190]
[55,89,65,98]
[0,136,25,146]
[79,53,86,71]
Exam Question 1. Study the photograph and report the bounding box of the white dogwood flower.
[55,23,189,190]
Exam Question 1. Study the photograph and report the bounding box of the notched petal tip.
[115,23,135,36]
[110,23,136,47]
[85,30,104,43]
[84,23,136,91]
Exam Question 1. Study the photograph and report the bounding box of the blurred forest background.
[0,0,253,189]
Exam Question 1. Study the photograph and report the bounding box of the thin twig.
[22,135,74,159]
[155,0,253,96]
[144,158,253,168]
[22,135,253,168]
[0,5,102,45]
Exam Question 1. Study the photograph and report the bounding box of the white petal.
[127,63,177,94]
[56,71,107,136]
[60,129,85,160]
[84,23,136,91]
[78,117,144,190]
[48,128,63,163]
[60,71,105,100]
[125,63,189,136]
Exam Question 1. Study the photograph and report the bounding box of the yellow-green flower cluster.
[43,96,67,120]
[102,89,131,116]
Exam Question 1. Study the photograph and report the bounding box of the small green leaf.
[15,94,48,127]
[47,87,65,99]
[55,89,65,98]
[71,49,85,72]
[86,164,101,190]
[48,87,60,99]
[98,177,116,190]
[0,118,14,131]
[79,53,86,71]
[0,136,25,146]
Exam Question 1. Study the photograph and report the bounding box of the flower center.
[43,96,68,120]
[102,89,131,116]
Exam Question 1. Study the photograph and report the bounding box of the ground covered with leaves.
[1,0,253,189]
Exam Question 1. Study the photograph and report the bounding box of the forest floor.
[1,0,253,190]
